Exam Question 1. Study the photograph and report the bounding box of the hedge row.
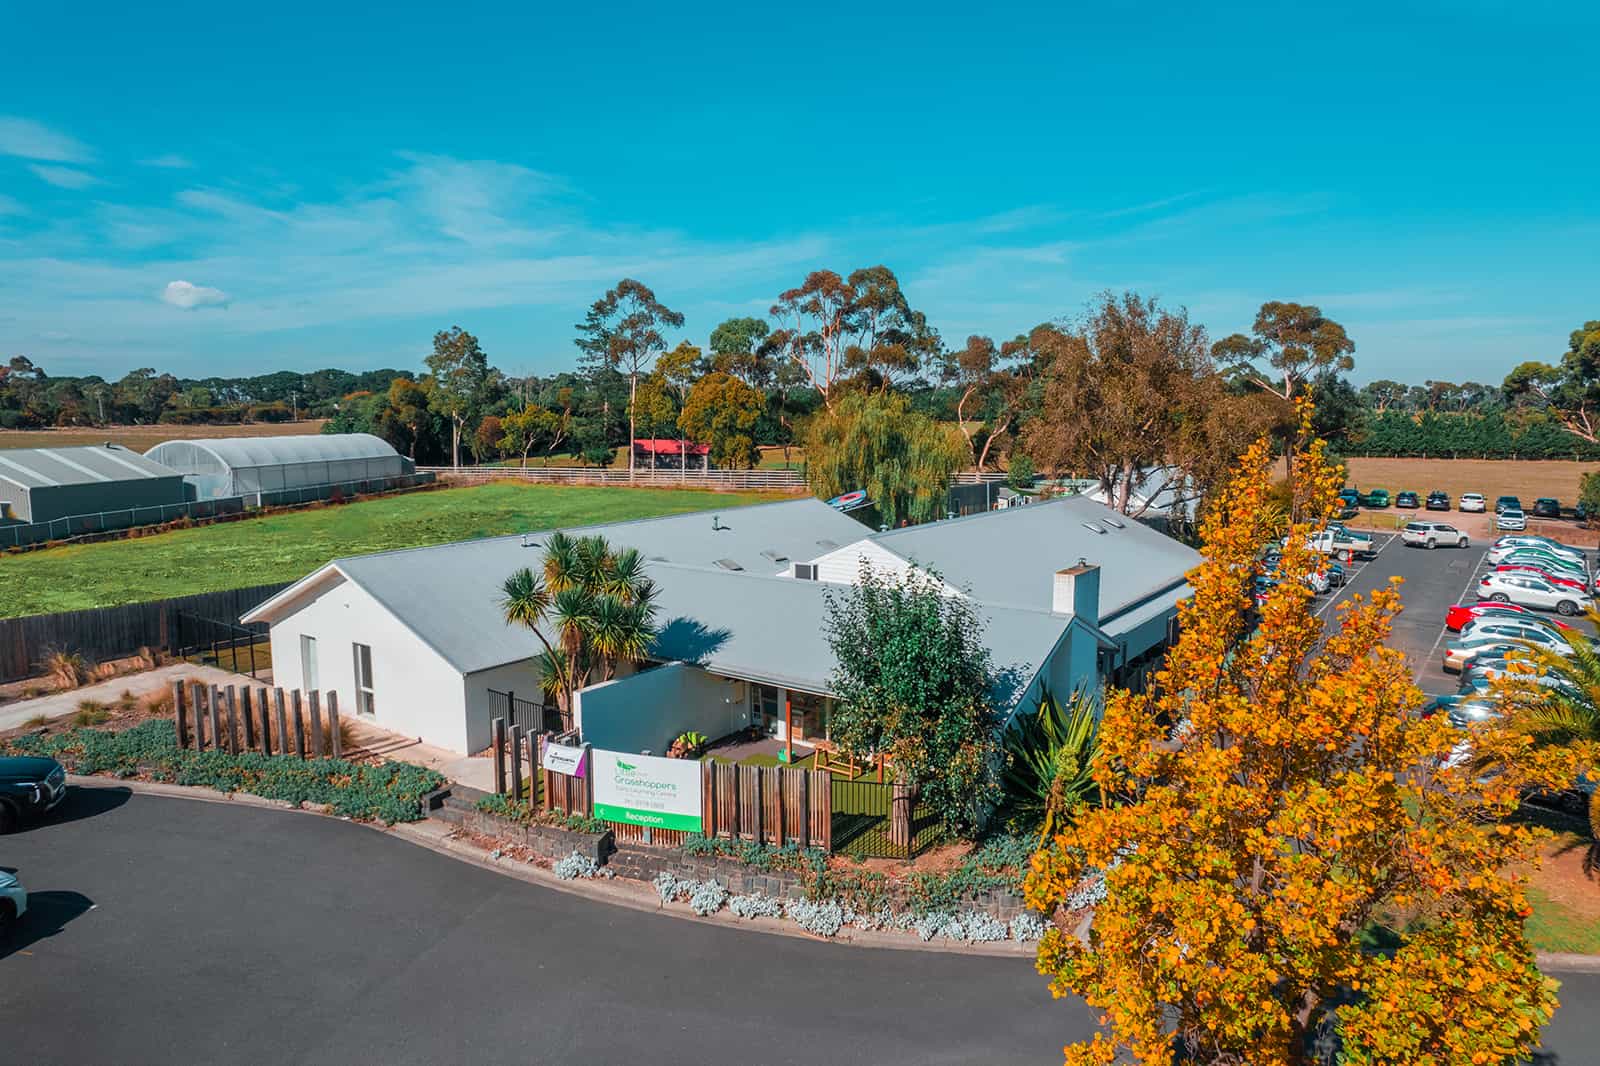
[1338,410,1600,461]
[4,720,444,824]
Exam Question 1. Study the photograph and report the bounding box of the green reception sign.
[591,749,704,833]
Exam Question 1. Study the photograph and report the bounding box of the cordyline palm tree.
[500,532,659,716]
[1001,686,1102,844]
[1492,611,1600,842]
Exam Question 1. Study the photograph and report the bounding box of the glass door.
[753,684,781,735]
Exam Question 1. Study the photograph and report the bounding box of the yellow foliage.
[1027,401,1568,1065]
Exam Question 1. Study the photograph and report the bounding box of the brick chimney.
[1052,559,1101,622]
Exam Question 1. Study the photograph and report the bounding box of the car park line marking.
[1423,547,1491,666]
[1314,534,1396,619]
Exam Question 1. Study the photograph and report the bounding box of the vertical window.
[352,643,375,716]
[300,634,319,693]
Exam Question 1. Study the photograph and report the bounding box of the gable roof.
[0,444,182,489]
[244,498,873,672]
[866,495,1199,629]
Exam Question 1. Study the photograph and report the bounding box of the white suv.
[1460,493,1487,513]
[1478,571,1592,615]
[1400,521,1469,549]
[1497,508,1527,532]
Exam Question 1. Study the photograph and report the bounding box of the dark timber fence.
[0,582,291,683]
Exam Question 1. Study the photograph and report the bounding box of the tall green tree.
[1504,319,1600,443]
[574,279,685,480]
[1211,301,1356,402]
[679,371,765,470]
[769,265,937,410]
[804,390,965,526]
[708,316,772,385]
[823,562,1001,838]
[424,326,491,468]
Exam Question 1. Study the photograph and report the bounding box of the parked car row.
[1473,534,1595,616]
[1340,487,1581,523]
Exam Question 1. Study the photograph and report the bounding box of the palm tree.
[1493,612,1600,841]
[500,534,660,715]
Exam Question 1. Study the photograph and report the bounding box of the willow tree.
[803,390,964,526]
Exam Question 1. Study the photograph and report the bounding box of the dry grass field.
[0,419,329,451]
[1336,457,1595,503]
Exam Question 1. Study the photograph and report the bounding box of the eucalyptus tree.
[574,279,685,479]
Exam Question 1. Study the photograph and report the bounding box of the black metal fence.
[486,687,567,736]
[828,777,937,859]
[173,611,270,680]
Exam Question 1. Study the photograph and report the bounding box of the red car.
[1444,601,1574,632]
[1493,564,1589,593]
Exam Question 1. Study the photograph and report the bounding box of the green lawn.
[2,482,784,617]
[1526,885,1600,955]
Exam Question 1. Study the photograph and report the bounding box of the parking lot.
[1309,531,1595,696]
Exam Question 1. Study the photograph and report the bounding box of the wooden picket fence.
[171,679,344,759]
[532,737,831,851]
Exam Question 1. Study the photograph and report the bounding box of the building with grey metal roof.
[145,432,413,499]
[0,444,187,524]
[243,495,1194,754]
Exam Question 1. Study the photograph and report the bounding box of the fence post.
[799,768,809,849]
[274,688,288,757]
[510,724,525,802]
[258,687,272,754]
[309,691,324,758]
[207,685,222,753]
[292,690,306,758]
[241,687,256,751]
[327,692,341,759]
[191,683,207,750]
[526,733,539,810]
[492,717,507,795]
[225,685,240,754]
[173,679,190,750]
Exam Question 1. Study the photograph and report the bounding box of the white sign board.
[590,749,703,833]
[541,741,587,778]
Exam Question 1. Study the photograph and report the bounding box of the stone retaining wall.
[456,804,1029,920]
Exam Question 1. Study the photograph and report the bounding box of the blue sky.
[3,0,1595,383]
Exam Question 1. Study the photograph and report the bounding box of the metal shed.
[0,444,188,524]
[144,433,415,500]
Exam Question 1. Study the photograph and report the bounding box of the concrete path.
[340,718,496,790]
[0,663,252,732]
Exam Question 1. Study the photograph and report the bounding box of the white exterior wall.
[574,662,747,755]
[265,577,471,752]
[802,538,965,595]
[464,659,544,754]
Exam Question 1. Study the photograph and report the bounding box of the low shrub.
[728,892,785,919]
[474,793,605,833]
[679,835,826,875]
[554,851,601,880]
[786,899,845,937]
[44,649,91,689]
[3,720,443,824]
[72,700,111,727]
[904,834,1034,916]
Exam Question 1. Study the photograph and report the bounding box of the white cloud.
[29,164,98,189]
[160,280,229,310]
[140,153,193,169]
[0,116,94,163]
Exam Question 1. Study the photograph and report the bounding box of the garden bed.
[3,719,444,824]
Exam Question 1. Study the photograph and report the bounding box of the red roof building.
[632,438,710,457]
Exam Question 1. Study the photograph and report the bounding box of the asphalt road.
[1,787,1083,1065]
[4,787,1599,1064]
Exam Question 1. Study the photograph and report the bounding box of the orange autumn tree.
[1026,406,1575,1066]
